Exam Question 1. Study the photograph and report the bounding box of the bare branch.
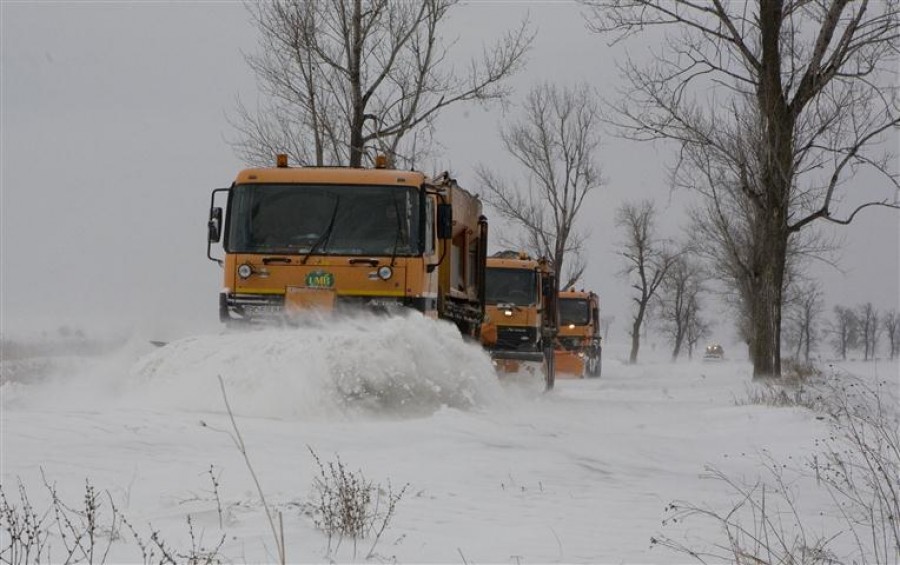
[585,0,900,377]
[232,0,533,168]
[478,82,604,290]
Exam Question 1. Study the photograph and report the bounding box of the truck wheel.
[587,348,602,378]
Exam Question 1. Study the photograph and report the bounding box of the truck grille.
[558,337,583,351]
[495,326,538,351]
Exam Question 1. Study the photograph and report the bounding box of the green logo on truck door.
[305,271,335,288]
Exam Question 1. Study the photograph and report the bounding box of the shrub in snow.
[0,476,227,565]
[307,446,408,560]
[656,368,899,563]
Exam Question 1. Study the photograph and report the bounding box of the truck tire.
[587,348,602,378]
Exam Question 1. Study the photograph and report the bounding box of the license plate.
[285,286,336,313]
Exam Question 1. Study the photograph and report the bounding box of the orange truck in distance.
[207,155,488,337]
[555,289,602,378]
[480,252,559,389]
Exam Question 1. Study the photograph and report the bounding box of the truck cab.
[555,289,601,378]
[207,156,487,337]
[479,251,558,389]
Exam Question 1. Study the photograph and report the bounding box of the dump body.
[555,289,602,378]
[480,253,558,388]
[208,162,487,336]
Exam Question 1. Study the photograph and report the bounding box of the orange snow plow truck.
[555,289,602,378]
[480,252,559,389]
[206,155,488,337]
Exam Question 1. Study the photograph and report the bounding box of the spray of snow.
[35,312,503,420]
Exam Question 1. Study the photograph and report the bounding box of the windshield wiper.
[389,196,403,267]
[302,196,340,265]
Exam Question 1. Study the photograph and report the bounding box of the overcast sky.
[2,1,898,345]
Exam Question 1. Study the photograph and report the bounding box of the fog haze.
[2,2,898,345]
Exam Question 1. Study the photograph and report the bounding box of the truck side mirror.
[208,207,223,243]
[437,203,453,239]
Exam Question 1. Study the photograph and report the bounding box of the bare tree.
[232,0,533,168]
[830,305,859,361]
[784,281,823,363]
[858,302,881,361]
[585,1,900,378]
[476,82,604,290]
[658,251,705,361]
[682,101,831,375]
[884,310,900,360]
[617,200,677,363]
[684,296,711,360]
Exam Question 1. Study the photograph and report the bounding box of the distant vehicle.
[703,344,725,361]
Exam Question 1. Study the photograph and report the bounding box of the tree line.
[614,204,900,364]
[830,304,900,362]
[231,0,899,379]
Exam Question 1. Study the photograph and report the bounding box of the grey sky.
[2,1,898,344]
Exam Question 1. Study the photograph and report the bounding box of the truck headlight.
[238,264,253,279]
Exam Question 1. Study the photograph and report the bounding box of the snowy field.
[1,314,897,563]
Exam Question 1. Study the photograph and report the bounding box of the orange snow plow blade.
[554,349,584,378]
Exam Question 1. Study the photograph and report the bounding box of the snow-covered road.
[2,315,893,563]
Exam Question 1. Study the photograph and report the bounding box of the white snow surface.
[2,313,897,563]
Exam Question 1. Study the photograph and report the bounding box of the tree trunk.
[748,222,788,379]
[671,327,684,361]
[747,0,792,380]
[864,326,871,360]
[671,299,685,361]
[803,323,811,362]
[348,0,365,168]
[630,303,646,364]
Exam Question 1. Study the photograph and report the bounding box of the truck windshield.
[559,298,590,326]
[485,268,538,306]
[226,184,421,256]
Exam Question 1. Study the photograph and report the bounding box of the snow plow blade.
[489,350,545,363]
[554,350,585,378]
